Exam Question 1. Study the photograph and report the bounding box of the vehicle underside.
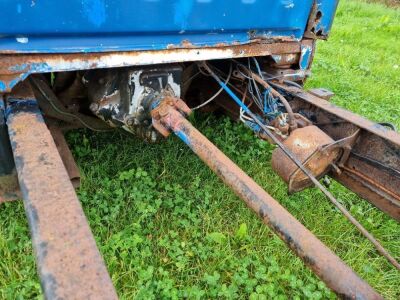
[0,0,399,299]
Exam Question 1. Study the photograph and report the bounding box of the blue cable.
[208,71,250,114]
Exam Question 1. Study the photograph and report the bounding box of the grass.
[362,0,400,8]
[1,0,399,299]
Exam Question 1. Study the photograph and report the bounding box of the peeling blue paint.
[300,44,312,70]
[9,75,26,89]
[272,55,282,64]
[175,130,191,147]
[0,73,29,93]
[9,62,50,73]
[0,81,6,92]
[8,63,28,72]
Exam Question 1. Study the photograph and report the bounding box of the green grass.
[361,0,400,8]
[1,0,399,299]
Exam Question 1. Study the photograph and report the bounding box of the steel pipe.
[151,98,382,299]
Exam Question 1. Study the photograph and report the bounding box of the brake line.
[200,61,400,271]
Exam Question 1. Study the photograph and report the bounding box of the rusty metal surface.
[0,124,82,203]
[0,41,301,92]
[308,88,335,101]
[6,98,117,299]
[0,94,20,203]
[0,169,20,203]
[199,62,400,270]
[286,85,400,145]
[277,85,400,221]
[333,131,400,221]
[271,125,340,193]
[151,97,382,299]
[48,124,80,189]
[29,75,112,132]
[334,168,400,221]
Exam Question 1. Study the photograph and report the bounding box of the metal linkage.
[151,96,382,299]
[201,61,400,272]
[6,98,117,299]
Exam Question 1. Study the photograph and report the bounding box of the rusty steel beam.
[6,98,117,299]
[48,124,80,189]
[151,97,382,299]
[333,131,400,221]
[279,85,400,221]
[281,85,400,147]
[335,166,400,221]
[0,41,301,92]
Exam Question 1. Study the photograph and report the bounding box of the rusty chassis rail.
[0,41,303,92]
[275,84,400,221]
[151,97,382,299]
[5,91,117,299]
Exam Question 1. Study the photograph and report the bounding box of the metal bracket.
[321,128,361,171]
[151,96,192,137]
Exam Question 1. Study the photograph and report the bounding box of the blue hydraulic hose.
[203,64,250,114]
[200,61,400,273]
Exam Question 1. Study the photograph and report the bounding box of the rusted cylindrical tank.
[271,125,340,192]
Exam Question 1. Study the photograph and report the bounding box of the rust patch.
[0,41,302,92]
[271,125,340,192]
[279,84,400,221]
[0,169,21,203]
[334,169,400,221]
[6,97,117,299]
[151,96,382,299]
[48,124,80,188]
[0,42,301,76]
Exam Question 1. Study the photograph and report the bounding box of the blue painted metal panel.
[0,0,316,53]
[314,0,339,36]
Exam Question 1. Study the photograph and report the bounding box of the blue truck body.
[0,0,338,53]
[0,0,339,92]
